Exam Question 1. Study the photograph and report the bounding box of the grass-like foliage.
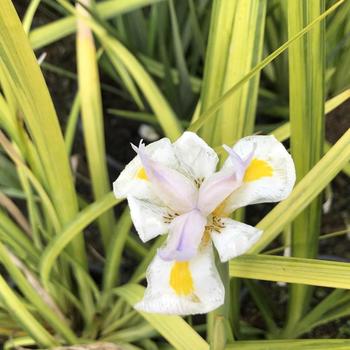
[0,0,349,349]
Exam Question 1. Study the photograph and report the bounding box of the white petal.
[113,138,178,200]
[127,196,170,243]
[135,244,224,315]
[211,218,262,262]
[222,135,296,213]
[135,142,198,213]
[173,132,218,180]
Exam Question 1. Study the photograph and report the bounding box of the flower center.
[206,216,225,235]
[194,177,205,189]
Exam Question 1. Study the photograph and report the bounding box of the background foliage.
[0,0,349,349]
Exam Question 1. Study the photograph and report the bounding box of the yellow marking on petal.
[244,159,273,182]
[136,167,148,180]
[170,261,194,296]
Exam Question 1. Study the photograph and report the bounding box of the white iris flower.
[113,132,295,315]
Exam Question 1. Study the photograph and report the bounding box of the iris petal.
[221,135,296,213]
[135,243,224,315]
[210,218,262,262]
[197,144,256,216]
[222,143,256,181]
[113,138,176,200]
[173,131,218,180]
[133,141,198,213]
[196,143,256,217]
[127,196,170,243]
[197,168,242,216]
[158,209,207,261]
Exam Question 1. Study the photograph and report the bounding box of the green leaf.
[76,0,115,248]
[40,193,120,288]
[105,50,145,109]
[22,0,41,33]
[64,93,80,155]
[286,0,325,328]
[244,280,278,334]
[102,207,132,294]
[0,151,20,189]
[291,289,349,337]
[188,0,345,134]
[0,0,78,233]
[30,0,166,50]
[226,339,350,349]
[138,53,202,92]
[197,0,236,145]
[325,141,350,176]
[0,275,57,347]
[218,0,267,145]
[4,336,36,350]
[0,0,97,318]
[230,255,350,290]
[0,211,38,261]
[0,242,78,343]
[91,22,182,140]
[0,130,62,231]
[168,0,194,116]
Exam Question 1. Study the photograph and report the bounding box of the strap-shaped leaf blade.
[226,339,350,349]
[230,255,350,289]
[30,0,166,49]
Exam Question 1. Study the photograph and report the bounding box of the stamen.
[205,216,226,235]
[194,177,204,189]
[162,212,179,224]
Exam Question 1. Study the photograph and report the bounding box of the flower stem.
[208,258,231,349]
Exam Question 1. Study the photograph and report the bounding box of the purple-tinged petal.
[196,144,255,216]
[113,138,176,200]
[197,168,242,216]
[158,209,207,261]
[222,143,256,181]
[132,141,198,213]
